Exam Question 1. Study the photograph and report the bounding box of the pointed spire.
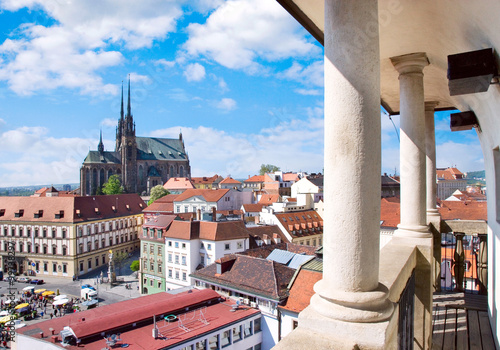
[120,81,124,121]
[127,74,131,117]
[98,129,104,153]
[179,128,183,142]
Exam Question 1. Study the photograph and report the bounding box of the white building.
[173,188,252,214]
[163,220,250,290]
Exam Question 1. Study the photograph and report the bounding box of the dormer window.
[34,210,43,218]
[15,209,24,218]
[55,210,64,219]
[76,209,81,218]
[94,208,100,215]
[111,206,117,213]
[126,204,130,211]
[0,209,5,217]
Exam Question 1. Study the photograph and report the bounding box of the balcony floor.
[432,292,496,349]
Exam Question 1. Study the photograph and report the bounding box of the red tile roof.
[143,194,179,214]
[164,220,200,240]
[280,269,322,313]
[191,175,222,184]
[258,194,280,205]
[220,177,242,184]
[242,204,265,213]
[174,188,230,202]
[282,173,300,182]
[437,167,464,180]
[274,210,323,238]
[439,200,487,221]
[380,197,401,228]
[0,194,144,223]
[143,215,178,229]
[244,175,266,183]
[163,177,195,190]
[164,220,250,241]
[247,225,289,248]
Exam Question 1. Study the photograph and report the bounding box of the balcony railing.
[440,232,487,294]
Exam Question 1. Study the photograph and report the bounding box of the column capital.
[391,52,429,75]
[425,101,439,111]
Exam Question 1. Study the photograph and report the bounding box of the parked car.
[81,284,96,291]
[5,276,17,283]
[30,279,44,285]
[17,277,31,283]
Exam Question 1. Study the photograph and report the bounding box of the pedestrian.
[54,309,57,317]
[40,311,44,318]
[50,313,53,319]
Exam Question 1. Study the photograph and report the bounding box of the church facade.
[80,80,191,196]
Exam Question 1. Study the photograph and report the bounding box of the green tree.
[130,260,140,273]
[259,164,280,175]
[148,185,170,206]
[113,251,129,274]
[102,175,124,195]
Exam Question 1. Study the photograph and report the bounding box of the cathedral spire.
[98,129,104,154]
[127,75,131,117]
[120,81,124,121]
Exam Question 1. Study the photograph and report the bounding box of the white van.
[81,288,98,300]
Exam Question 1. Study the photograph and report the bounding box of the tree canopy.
[130,260,140,273]
[102,175,124,195]
[148,185,170,206]
[259,164,280,175]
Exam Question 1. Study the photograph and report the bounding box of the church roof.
[83,151,121,164]
[136,137,187,161]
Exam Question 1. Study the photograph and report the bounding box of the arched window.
[87,241,91,252]
[179,166,184,177]
[86,168,90,194]
[52,245,57,255]
[92,168,98,194]
[107,169,113,180]
[170,165,174,177]
[139,165,144,185]
[99,168,105,187]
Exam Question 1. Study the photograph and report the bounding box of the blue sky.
[0,0,484,187]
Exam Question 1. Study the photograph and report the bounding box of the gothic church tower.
[120,77,137,193]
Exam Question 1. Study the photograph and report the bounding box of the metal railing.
[440,232,487,294]
[398,271,415,350]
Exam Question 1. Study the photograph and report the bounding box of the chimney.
[273,233,281,244]
[50,335,58,343]
[255,216,260,225]
[212,207,216,222]
[197,209,201,221]
[263,234,271,245]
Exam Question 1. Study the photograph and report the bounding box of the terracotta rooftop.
[280,269,322,314]
[437,167,465,180]
[143,215,178,229]
[244,175,266,183]
[190,175,222,185]
[191,254,295,301]
[238,242,316,259]
[143,194,179,214]
[282,173,300,182]
[380,197,401,228]
[174,188,230,203]
[164,220,250,241]
[247,225,289,249]
[0,194,144,223]
[163,177,195,190]
[242,203,265,213]
[220,177,242,184]
[439,200,487,221]
[258,194,280,205]
[274,210,323,238]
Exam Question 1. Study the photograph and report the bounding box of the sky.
[0,0,484,187]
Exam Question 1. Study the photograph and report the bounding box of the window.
[95,257,99,267]
[63,264,67,273]
[52,263,57,272]
[244,321,252,337]
[168,269,173,278]
[254,344,262,350]
[143,244,147,253]
[87,242,91,252]
[254,318,261,333]
[150,263,154,271]
[225,243,230,250]
[62,229,66,239]
[233,326,242,342]
[221,330,231,347]
[62,246,67,255]
[158,263,162,273]
[175,271,179,280]
[182,243,186,249]
[168,241,172,247]
[181,256,186,265]
[80,262,84,271]
[150,279,153,286]
[43,228,47,238]
[176,205,181,213]
[175,242,179,248]
[36,262,39,271]
[208,335,218,350]
[184,205,189,213]
[207,243,212,250]
[102,255,106,264]
[35,245,39,254]
[175,255,179,264]
[158,246,162,255]
[43,245,47,254]
[19,227,23,236]
[150,245,154,254]
[237,242,243,249]
[88,260,91,269]
[43,263,48,272]
[52,228,56,238]
[168,254,172,263]
[52,245,57,255]
[182,272,187,281]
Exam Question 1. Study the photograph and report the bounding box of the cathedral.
[80,79,191,196]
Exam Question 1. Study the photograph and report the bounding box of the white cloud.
[183,0,320,72]
[216,97,237,111]
[295,88,322,96]
[150,116,324,177]
[279,61,324,87]
[436,141,484,172]
[100,118,117,128]
[155,58,176,68]
[0,125,105,186]
[0,0,185,95]
[129,73,152,84]
[184,62,206,82]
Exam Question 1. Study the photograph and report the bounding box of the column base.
[312,281,394,322]
[426,209,440,217]
[394,224,431,238]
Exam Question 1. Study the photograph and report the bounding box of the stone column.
[293,1,393,347]
[425,101,440,221]
[392,53,431,238]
